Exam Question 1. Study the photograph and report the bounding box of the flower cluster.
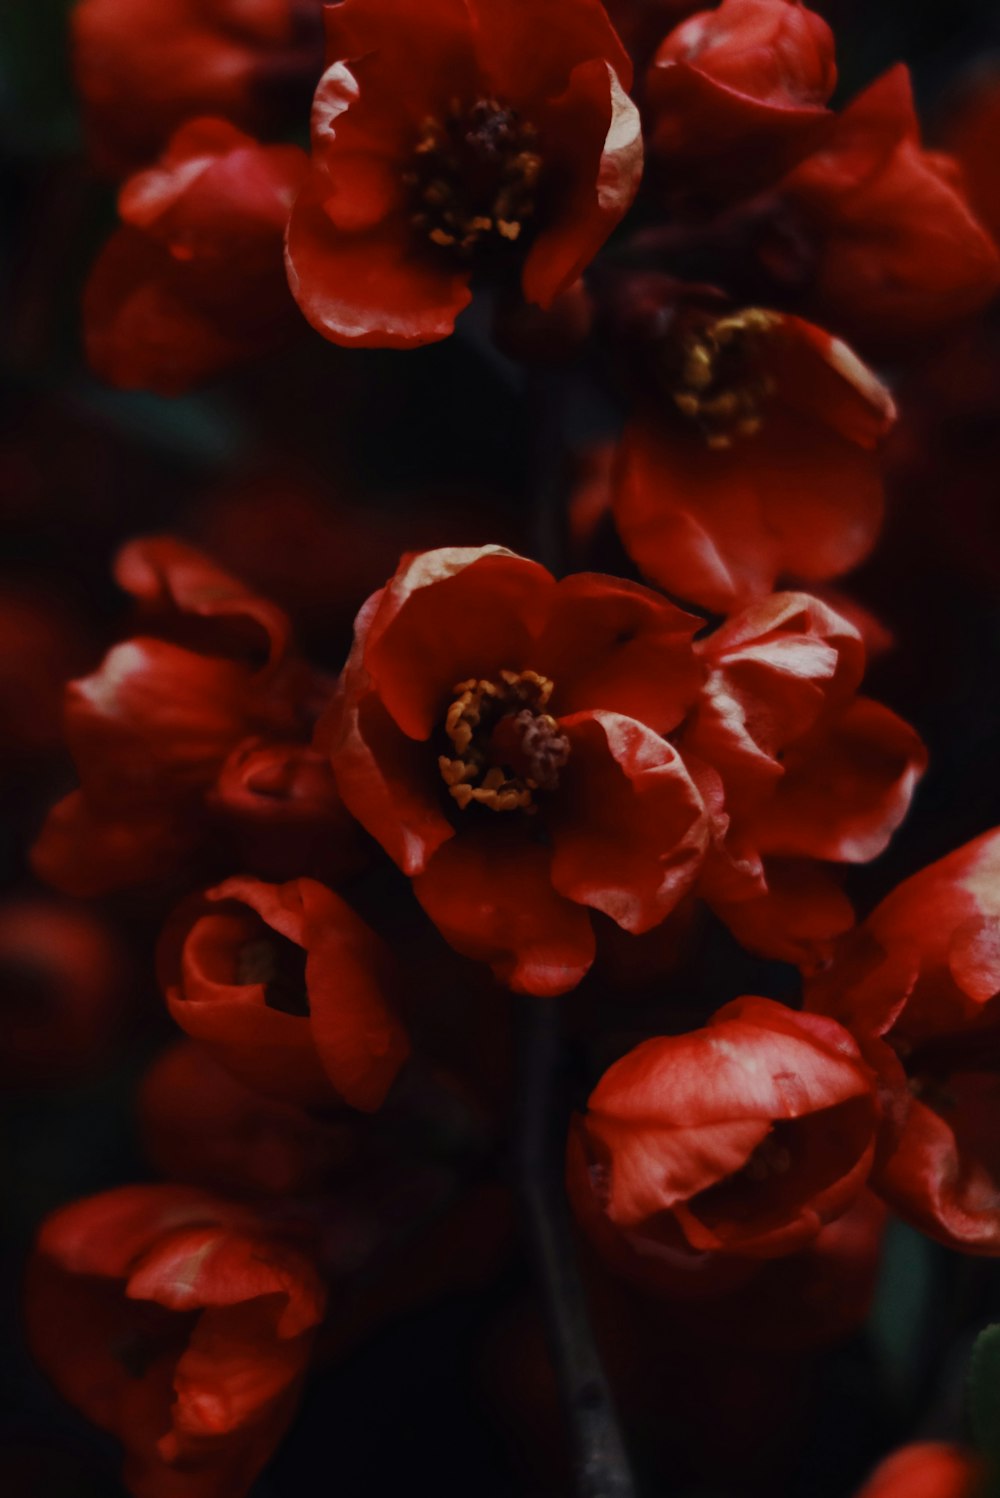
[14,1,1000,1495]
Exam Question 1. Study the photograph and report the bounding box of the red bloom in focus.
[32,537,326,897]
[324,546,709,995]
[762,65,1000,353]
[27,1185,325,1498]
[568,995,879,1294]
[682,592,926,967]
[646,0,836,201]
[807,829,1000,1253]
[141,1042,356,1198]
[85,120,307,395]
[74,0,324,176]
[853,1444,985,1498]
[158,876,410,1110]
[610,291,895,613]
[285,0,643,348]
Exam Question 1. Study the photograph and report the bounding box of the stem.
[514,994,637,1498]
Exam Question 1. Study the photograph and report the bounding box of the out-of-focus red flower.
[209,738,368,884]
[761,65,1000,354]
[73,0,324,176]
[186,471,525,646]
[32,537,326,897]
[681,592,926,968]
[646,0,836,201]
[85,119,307,394]
[158,875,409,1110]
[580,1185,884,1352]
[285,0,642,348]
[27,1184,326,1498]
[807,829,1000,1253]
[941,66,1000,249]
[0,898,127,1087]
[852,1444,985,1498]
[609,287,895,613]
[323,546,709,995]
[141,1041,357,1197]
[0,589,96,759]
[568,996,879,1293]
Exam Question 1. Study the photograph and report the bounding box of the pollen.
[403,97,543,257]
[438,668,571,812]
[668,307,779,449]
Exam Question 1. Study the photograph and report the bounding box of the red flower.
[852,1445,985,1498]
[0,588,95,759]
[85,120,307,394]
[681,592,926,967]
[285,0,643,348]
[158,876,410,1110]
[27,1184,325,1498]
[646,0,836,201]
[209,738,368,884]
[32,538,324,897]
[806,829,1000,1253]
[73,0,324,176]
[568,995,879,1290]
[141,1042,357,1198]
[610,291,895,613]
[941,65,1000,249]
[0,898,127,1087]
[761,65,1000,353]
[323,546,709,995]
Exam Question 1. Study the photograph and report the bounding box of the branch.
[514,994,637,1498]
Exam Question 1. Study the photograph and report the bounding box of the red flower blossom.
[209,738,368,884]
[285,0,643,348]
[73,0,324,176]
[806,829,1000,1253]
[580,1186,885,1350]
[32,537,324,897]
[852,1444,985,1498]
[941,65,1000,249]
[85,120,307,395]
[323,546,709,995]
[0,588,95,759]
[610,292,895,612]
[567,995,879,1291]
[0,898,127,1087]
[761,65,1000,353]
[141,1042,357,1198]
[646,0,836,202]
[681,592,926,967]
[27,1184,326,1498]
[158,876,410,1110]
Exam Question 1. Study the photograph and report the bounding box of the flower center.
[667,308,778,449]
[404,97,543,256]
[439,669,571,813]
[237,935,309,1016]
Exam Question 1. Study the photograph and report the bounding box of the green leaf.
[969,1324,1000,1461]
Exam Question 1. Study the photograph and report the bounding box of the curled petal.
[750,697,927,863]
[550,710,708,933]
[537,572,703,732]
